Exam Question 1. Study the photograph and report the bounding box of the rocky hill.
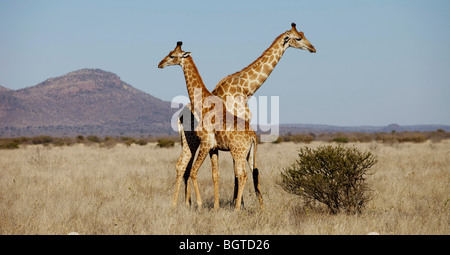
[0,69,177,137]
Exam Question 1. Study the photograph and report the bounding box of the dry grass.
[0,141,449,234]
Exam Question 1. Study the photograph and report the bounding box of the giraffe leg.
[177,114,202,207]
[173,119,192,208]
[173,145,194,208]
[233,175,245,209]
[209,149,220,209]
[172,158,187,208]
[190,145,209,210]
[252,168,264,209]
[233,158,247,211]
[183,156,194,207]
[184,135,200,206]
[232,160,244,208]
[233,170,238,205]
[173,118,198,207]
[247,141,263,209]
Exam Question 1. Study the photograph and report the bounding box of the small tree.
[156,138,175,148]
[76,135,85,143]
[280,145,377,214]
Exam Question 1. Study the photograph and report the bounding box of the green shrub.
[76,135,85,143]
[86,135,101,143]
[17,136,30,144]
[282,134,314,144]
[397,133,427,143]
[0,139,20,149]
[293,134,314,144]
[332,137,349,143]
[120,136,133,142]
[31,136,53,145]
[280,145,377,214]
[52,138,66,146]
[136,139,148,146]
[157,139,175,148]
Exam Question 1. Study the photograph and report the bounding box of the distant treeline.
[0,135,178,149]
[1,130,449,150]
[271,129,450,144]
[0,124,177,139]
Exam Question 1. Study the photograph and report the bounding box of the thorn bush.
[280,145,377,214]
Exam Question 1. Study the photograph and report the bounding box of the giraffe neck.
[214,33,288,98]
[243,34,287,96]
[180,56,211,106]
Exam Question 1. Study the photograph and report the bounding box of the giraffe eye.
[169,56,175,59]
[296,37,302,41]
[283,36,290,46]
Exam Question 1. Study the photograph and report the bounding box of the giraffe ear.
[182,52,191,58]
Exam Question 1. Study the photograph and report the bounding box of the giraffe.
[176,23,316,206]
[158,41,263,211]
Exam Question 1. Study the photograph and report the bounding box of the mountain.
[0,85,11,92]
[0,69,177,137]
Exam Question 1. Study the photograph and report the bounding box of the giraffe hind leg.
[252,168,264,209]
[184,132,200,206]
[173,118,198,208]
[190,144,210,210]
[183,156,194,206]
[247,140,263,209]
[233,176,245,209]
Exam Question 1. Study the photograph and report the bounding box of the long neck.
[180,56,210,108]
[244,34,287,96]
[215,33,288,98]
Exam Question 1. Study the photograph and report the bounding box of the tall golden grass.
[0,141,448,234]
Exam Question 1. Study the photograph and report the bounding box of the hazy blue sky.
[1,0,449,126]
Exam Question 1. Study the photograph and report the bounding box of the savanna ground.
[0,140,449,234]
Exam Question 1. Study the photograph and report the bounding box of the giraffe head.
[158,41,192,68]
[282,23,316,53]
